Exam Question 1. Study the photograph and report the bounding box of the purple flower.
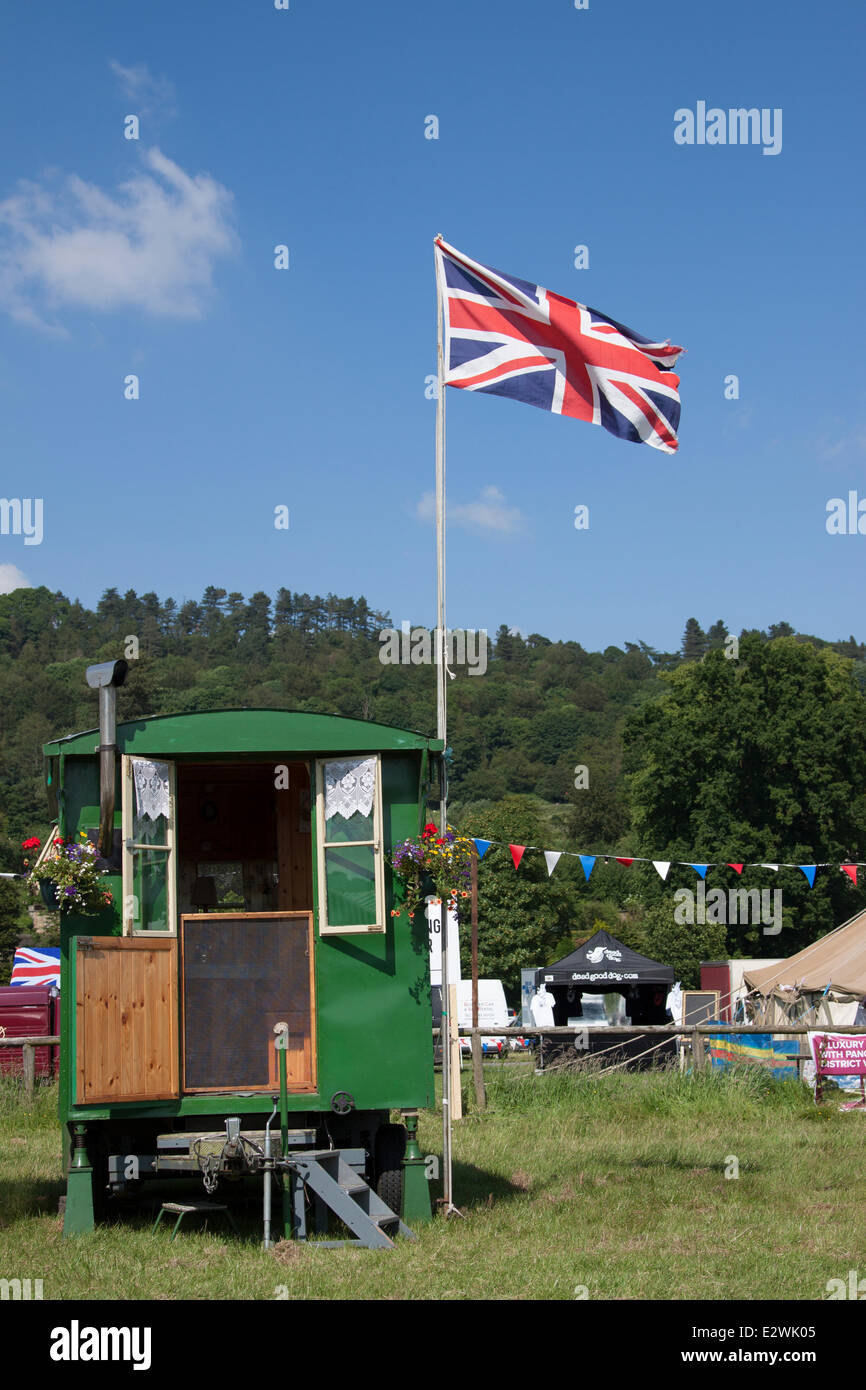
[393,839,426,871]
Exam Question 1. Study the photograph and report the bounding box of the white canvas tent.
[729,958,784,1017]
[743,908,866,1025]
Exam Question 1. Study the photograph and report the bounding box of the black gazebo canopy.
[537,929,675,988]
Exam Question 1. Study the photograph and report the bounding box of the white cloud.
[416,485,523,534]
[0,564,32,594]
[817,428,866,462]
[109,60,176,119]
[0,147,238,330]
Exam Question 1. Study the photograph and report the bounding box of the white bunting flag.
[652,861,671,881]
[544,850,562,877]
[760,863,779,872]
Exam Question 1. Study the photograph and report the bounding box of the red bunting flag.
[615,858,633,867]
[841,864,858,886]
[509,844,526,870]
[727,864,743,874]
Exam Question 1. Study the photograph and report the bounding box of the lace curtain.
[132,758,171,822]
[324,758,376,821]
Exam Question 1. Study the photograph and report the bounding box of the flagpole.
[434,235,458,1217]
[435,240,447,755]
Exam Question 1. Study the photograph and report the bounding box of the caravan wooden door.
[75,936,179,1103]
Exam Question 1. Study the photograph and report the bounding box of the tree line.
[1,583,864,987]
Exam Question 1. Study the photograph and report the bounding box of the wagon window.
[196,862,245,910]
[122,757,177,935]
[316,756,384,934]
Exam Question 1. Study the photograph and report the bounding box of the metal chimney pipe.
[85,660,129,857]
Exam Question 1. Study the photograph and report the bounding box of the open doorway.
[176,761,312,915]
[176,761,316,1093]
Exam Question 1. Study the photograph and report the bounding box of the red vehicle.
[0,985,60,1079]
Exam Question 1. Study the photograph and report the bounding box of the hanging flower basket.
[389,822,474,921]
[23,833,113,916]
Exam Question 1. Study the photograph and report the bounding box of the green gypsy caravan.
[45,661,439,1246]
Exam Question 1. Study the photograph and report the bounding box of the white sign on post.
[427,896,461,986]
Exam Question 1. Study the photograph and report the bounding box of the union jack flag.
[434,238,684,454]
[9,946,61,988]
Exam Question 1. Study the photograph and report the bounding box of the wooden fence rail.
[433,1024,866,1040]
[449,1024,866,1036]
[432,1024,866,1108]
[5,1024,861,1099]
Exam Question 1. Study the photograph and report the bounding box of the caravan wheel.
[374,1123,406,1216]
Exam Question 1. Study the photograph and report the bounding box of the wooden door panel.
[276,767,313,912]
[182,913,316,1093]
[75,937,178,1103]
[267,1011,314,1090]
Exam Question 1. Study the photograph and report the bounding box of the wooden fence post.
[471,1031,487,1110]
[22,1042,35,1096]
[692,1028,706,1073]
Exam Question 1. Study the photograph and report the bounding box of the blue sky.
[0,0,863,652]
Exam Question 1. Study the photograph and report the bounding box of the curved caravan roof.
[43,708,443,758]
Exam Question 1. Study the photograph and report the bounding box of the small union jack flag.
[434,238,684,454]
[9,946,61,988]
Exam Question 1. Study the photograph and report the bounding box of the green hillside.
[2,585,864,986]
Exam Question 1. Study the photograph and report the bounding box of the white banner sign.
[427,897,461,986]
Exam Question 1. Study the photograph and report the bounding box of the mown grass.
[1,1063,863,1301]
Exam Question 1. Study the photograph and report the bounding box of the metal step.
[285,1153,416,1250]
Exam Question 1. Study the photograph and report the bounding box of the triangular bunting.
[472,832,847,896]
[543,850,562,877]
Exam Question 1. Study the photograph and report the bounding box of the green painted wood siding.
[49,709,437,1121]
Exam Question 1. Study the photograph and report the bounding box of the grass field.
[1,1062,864,1301]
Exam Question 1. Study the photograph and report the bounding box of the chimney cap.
[86,659,129,690]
